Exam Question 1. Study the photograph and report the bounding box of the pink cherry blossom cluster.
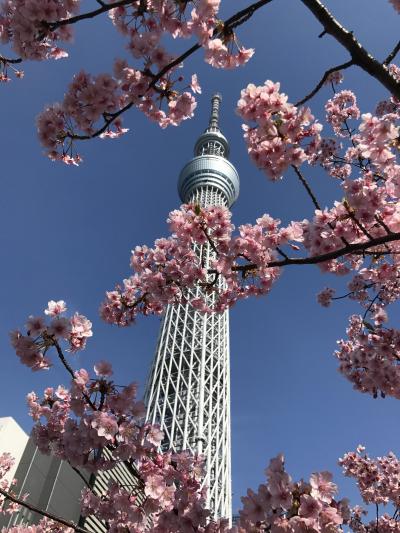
[9,300,92,370]
[29,0,254,163]
[0,453,15,514]
[108,0,253,70]
[80,451,215,532]
[21,355,232,532]
[238,454,349,533]
[375,65,400,117]
[340,446,400,506]
[237,80,322,180]
[335,314,400,399]
[101,203,305,325]
[0,452,14,481]
[0,0,78,60]
[355,111,399,172]
[0,453,27,518]
[36,65,198,162]
[324,71,344,86]
[325,90,360,137]
[26,367,155,470]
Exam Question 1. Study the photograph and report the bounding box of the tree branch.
[0,55,22,64]
[0,486,90,533]
[232,231,400,273]
[52,339,97,411]
[291,165,321,210]
[384,40,400,66]
[295,60,353,106]
[49,0,134,30]
[300,0,400,98]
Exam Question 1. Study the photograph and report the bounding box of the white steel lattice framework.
[145,95,240,523]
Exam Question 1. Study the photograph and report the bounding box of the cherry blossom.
[0,0,78,61]
[237,80,322,180]
[325,90,360,137]
[44,300,67,316]
[10,302,92,371]
[237,454,348,532]
[68,312,92,352]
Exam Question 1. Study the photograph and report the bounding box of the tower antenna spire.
[208,93,222,131]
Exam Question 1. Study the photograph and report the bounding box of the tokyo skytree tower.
[145,94,240,522]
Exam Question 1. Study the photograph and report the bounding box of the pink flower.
[299,495,321,519]
[94,360,113,377]
[190,74,201,94]
[91,412,118,441]
[48,317,70,338]
[45,300,67,316]
[325,90,360,137]
[145,425,164,446]
[317,288,335,307]
[144,474,166,499]
[68,313,93,352]
[26,316,46,336]
[310,471,337,503]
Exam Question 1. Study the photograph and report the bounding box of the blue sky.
[0,0,399,514]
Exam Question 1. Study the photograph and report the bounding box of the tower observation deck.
[145,94,240,522]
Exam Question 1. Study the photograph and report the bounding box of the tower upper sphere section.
[178,94,240,207]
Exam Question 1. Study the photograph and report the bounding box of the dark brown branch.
[384,40,400,66]
[52,339,97,410]
[222,0,274,29]
[291,165,321,210]
[295,60,353,106]
[0,486,90,533]
[232,231,400,273]
[0,55,22,64]
[49,0,134,30]
[300,0,400,98]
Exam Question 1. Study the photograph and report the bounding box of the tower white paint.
[145,94,240,522]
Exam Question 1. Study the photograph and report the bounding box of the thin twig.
[291,165,321,210]
[0,486,91,533]
[295,60,353,106]
[0,55,22,64]
[49,0,134,30]
[52,339,97,410]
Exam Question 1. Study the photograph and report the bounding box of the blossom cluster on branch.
[0,0,256,163]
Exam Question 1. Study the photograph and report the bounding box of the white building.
[0,417,85,529]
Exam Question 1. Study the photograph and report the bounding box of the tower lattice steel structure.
[145,94,240,522]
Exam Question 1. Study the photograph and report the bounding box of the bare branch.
[300,0,400,98]
[52,338,97,410]
[295,60,353,106]
[0,486,90,533]
[384,40,400,66]
[291,165,321,210]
